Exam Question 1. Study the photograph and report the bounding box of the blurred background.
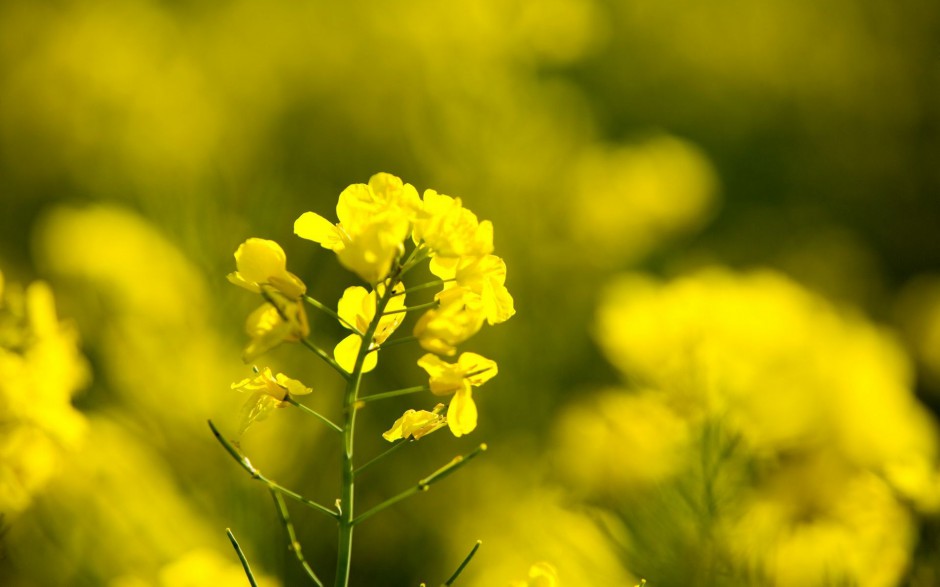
[1,0,939,585]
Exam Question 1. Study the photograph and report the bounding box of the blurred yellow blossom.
[226,237,306,300]
[333,282,405,373]
[382,403,447,442]
[111,549,280,587]
[553,389,690,495]
[231,366,312,434]
[418,352,498,437]
[509,561,559,587]
[0,272,88,516]
[570,135,718,264]
[586,267,940,584]
[414,287,486,356]
[295,172,419,283]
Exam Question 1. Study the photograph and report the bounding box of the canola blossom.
[231,367,312,434]
[222,172,512,587]
[417,352,498,437]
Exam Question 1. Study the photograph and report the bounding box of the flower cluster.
[227,172,513,438]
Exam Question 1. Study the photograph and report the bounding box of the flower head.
[413,190,493,260]
[227,238,306,299]
[382,403,447,442]
[509,562,559,587]
[231,367,312,434]
[295,173,419,283]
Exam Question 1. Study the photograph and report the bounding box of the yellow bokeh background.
[2,1,939,585]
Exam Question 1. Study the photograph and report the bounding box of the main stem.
[333,277,400,587]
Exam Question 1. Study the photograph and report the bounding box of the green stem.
[381,300,439,315]
[394,279,449,297]
[305,295,362,335]
[352,444,487,526]
[334,270,401,587]
[209,420,339,521]
[375,335,419,351]
[443,540,482,586]
[354,439,410,477]
[226,528,259,587]
[358,385,429,404]
[285,396,343,433]
[270,489,325,587]
[301,338,349,378]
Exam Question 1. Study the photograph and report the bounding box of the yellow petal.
[274,373,312,396]
[337,286,371,331]
[295,212,345,250]
[234,238,287,285]
[447,388,477,437]
[457,352,498,386]
[238,393,282,435]
[334,334,378,374]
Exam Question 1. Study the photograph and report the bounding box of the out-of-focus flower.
[333,282,405,373]
[242,295,309,362]
[553,389,690,496]
[295,173,419,283]
[227,238,306,300]
[414,287,486,356]
[509,561,559,587]
[0,271,88,517]
[570,135,718,264]
[232,366,312,434]
[382,403,447,442]
[585,267,940,585]
[418,352,498,437]
[110,549,280,587]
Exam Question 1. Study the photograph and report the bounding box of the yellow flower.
[432,254,515,325]
[294,172,418,283]
[242,294,309,362]
[382,403,447,441]
[509,562,559,587]
[333,282,405,373]
[413,189,493,260]
[226,238,306,300]
[231,367,312,434]
[413,287,485,356]
[418,352,497,437]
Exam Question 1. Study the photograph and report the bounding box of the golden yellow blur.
[1,0,938,584]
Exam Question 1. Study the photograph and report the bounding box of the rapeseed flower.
[382,403,447,441]
[242,295,309,362]
[418,352,497,437]
[231,367,312,433]
[413,287,486,356]
[227,237,306,299]
[294,173,419,283]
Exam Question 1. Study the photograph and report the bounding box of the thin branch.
[354,439,411,477]
[304,295,362,335]
[358,385,429,404]
[226,528,259,587]
[393,279,449,297]
[209,420,340,521]
[352,444,487,526]
[381,300,439,315]
[300,338,349,379]
[269,489,325,587]
[374,335,419,351]
[285,396,343,433]
[443,540,482,586]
